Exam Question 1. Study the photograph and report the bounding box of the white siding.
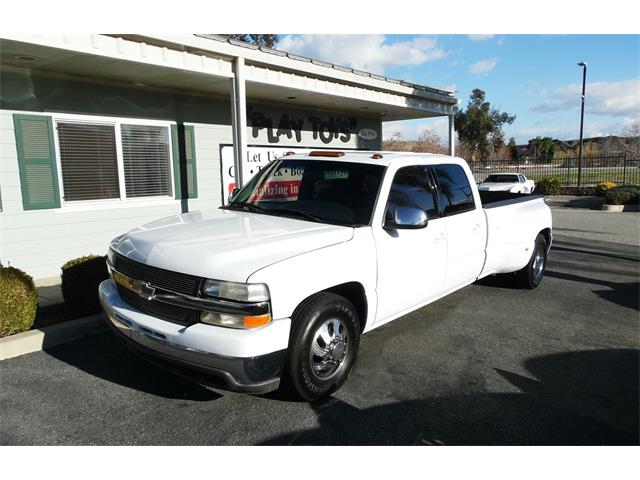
[0,110,231,279]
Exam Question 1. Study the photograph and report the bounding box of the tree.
[223,34,279,48]
[454,89,516,161]
[383,131,412,152]
[621,120,640,158]
[390,131,404,142]
[527,136,557,162]
[412,128,446,154]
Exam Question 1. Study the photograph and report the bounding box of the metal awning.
[1,34,457,121]
[0,34,459,186]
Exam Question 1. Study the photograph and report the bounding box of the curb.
[0,314,106,361]
[601,204,640,212]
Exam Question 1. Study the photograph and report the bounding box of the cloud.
[531,77,640,117]
[469,58,497,76]
[277,34,447,75]
[383,118,450,142]
[467,35,495,42]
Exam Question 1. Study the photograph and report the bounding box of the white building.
[0,34,458,281]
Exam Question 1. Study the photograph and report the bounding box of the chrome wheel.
[309,317,349,380]
[532,244,545,281]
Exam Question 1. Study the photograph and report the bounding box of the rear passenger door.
[431,163,487,292]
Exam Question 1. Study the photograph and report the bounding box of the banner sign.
[220,145,313,204]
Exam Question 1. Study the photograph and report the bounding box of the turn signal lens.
[242,314,272,329]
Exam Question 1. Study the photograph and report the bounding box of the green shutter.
[171,124,198,199]
[13,114,61,210]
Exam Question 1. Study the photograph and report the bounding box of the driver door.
[373,165,447,325]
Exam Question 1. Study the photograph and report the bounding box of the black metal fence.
[468,155,640,187]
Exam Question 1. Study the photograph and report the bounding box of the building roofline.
[197,34,455,98]
[127,34,458,106]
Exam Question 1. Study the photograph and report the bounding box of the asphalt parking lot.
[1,208,638,445]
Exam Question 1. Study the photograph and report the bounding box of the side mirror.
[229,187,240,202]
[384,206,428,230]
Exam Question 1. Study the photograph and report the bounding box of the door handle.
[472,223,481,233]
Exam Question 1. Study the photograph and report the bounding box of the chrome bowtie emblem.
[129,278,156,300]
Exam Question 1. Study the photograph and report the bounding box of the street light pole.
[577,61,587,191]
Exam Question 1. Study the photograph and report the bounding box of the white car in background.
[478,173,536,193]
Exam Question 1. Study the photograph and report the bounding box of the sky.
[277,34,640,145]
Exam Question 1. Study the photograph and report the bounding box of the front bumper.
[99,280,288,394]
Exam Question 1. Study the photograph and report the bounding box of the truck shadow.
[545,270,639,311]
[261,349,639,445]
[44,332,222,401]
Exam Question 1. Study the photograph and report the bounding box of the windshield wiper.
[226,203,339,225]
[224,202,268,213]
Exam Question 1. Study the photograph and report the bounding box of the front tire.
[515,233,547,289]
[283,292,360,401]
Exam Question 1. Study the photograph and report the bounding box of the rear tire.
[283,292,360,402]
[515,233,547,289]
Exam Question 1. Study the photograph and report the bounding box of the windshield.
[484,174,519,183]
[223,159,385,226]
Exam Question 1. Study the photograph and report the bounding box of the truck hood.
[478,182,518,191]
[112,209,354,282]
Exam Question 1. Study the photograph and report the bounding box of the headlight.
[200,311,271,329]
[201,279,269,302]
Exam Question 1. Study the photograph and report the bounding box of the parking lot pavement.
[1,210,638,445]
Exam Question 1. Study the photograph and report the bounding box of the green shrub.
[595,181,617,197]
[61,255,108,318]
[0,266,38,337]
[605,186,640,206]
[535,177,562,195]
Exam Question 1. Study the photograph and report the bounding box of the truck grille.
[113,252,202,296]
[112,252,202,326]
[117,284,199,326]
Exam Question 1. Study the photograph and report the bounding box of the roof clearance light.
[371,153,384,159]
[308,151,345,157]
[284,151,296,156]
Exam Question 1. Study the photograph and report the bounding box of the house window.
[13,112,197,210]
[55,118,175,203]
[121,124,171,198]
[57,122,120,201]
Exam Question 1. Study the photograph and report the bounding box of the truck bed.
[479,191,546,209]
[479,190,551,278]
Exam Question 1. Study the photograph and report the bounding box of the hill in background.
[384,135,640,159]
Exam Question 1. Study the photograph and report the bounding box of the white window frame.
[48,112,176,209]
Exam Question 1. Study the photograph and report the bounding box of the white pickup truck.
[99,151,552,401]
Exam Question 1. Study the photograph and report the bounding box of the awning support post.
[448,114,455,157]
[230,56,248,191]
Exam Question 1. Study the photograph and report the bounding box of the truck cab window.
[433,164,475,216]
[386,165,438,222]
